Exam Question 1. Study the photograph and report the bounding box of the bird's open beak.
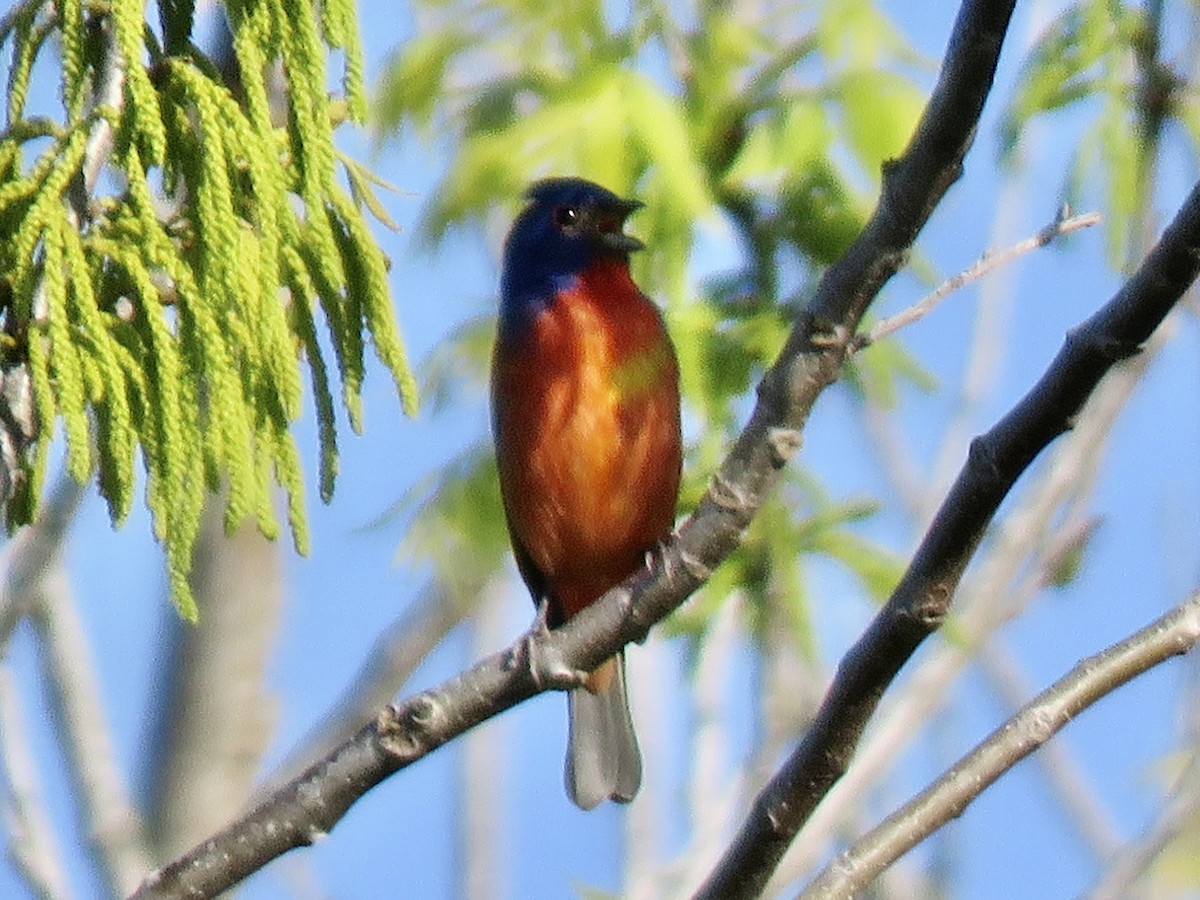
[596,198,644,253]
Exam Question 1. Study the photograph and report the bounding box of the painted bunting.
[491,177,682,809]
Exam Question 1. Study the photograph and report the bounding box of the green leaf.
[844,335,938,409]
[339,152,404,231]
[836,69,924,172]
[817,0,911,70]
[374,31,469,138]
[722,98,831,189]
[780,159,867,264]
[1096,99,1141,266]
[998,1,1142,163]
[396,444,511,599]
[622,71,711,219]
[424,63,649,240]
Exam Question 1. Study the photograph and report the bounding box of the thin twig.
[856,209,1101,350]
[1086,749,1200,900]
[33,570,154,896]
[699,163,1200,897]
[977,640,1123,858]
[770,310,1173,890]
[927,131,1044,517]
[0,667,72,900]
[266,583,471,789]
[798,589,1200,899]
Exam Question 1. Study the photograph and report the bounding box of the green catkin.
[227,14,275,138]
[110,0,167,164]
[156,78,257,524]
[214,88,301,421]
[140,270,201,621]
[58,0,86,120]
[0,139,21,186]
[283,245,338,501]
[6,7,48,123]
[65,226,136,521]
[276,0,336,201]
[40,217,92,482]
[328,188,418,416]
[4,0,415,614]
[295,237,363,432]
[269,409,308,554]
[9,127,88,290]
[321,0,367,122]
[158,244,257,528]
[0,123,73,206]
[76,341,104,404]
[120,244,186,524]
[322,217,368,433]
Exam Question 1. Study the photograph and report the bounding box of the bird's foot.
[518,598,589,691]
[643,533,676,582]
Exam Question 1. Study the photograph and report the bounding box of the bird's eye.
[553,206,578,229]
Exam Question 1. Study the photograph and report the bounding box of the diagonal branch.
[693,172,1200,900]
[32,569,155,896]
[798,588,1200,899]
[130,0,1019,895]
[1086,745,1200,899]
[858,208,1101,348]
[773,306,1170,887]
[0,667,72,900]
[265,583,471,788]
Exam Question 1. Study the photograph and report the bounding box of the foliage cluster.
[380,0,931,659]
[385,0,1195,669]
[0,0,416,617]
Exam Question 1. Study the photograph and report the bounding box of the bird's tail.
[565,652,641,810]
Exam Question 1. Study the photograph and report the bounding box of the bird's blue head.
[499,177,643,335]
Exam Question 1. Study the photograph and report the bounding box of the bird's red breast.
[492,257,681,625]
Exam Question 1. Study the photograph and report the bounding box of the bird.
[491,177,682,809]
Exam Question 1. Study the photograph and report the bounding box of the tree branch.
[0,668,71,900]
[143,502,285,860]
[798,588,1200,899]
[130,0,1018,894]
[857,208,1100,348]
[266,582,470,788]
[772,313,1166,888]
[693,174,1200,900]
[977,640,1123,859]
[1086,746,1200,899]
[33,570,154,896]
[0,477,84,655]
